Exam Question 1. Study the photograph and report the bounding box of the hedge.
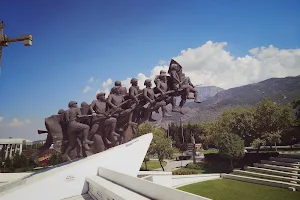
[204,152,279,167]
[172,168,199,175]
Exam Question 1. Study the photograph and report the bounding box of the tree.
[251,138,266,153]
[148,130,174,171]
[254,98,294,139]
[143,157,150,170]
[215,107,256,146]
[217,133,245,170]
[137,123,174,171]
[292,99,300,124]
[263,131,282,151]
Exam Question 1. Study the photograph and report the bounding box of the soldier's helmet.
[115,80,122,86]
[130,78,138,84]
[96,92,106,99]
[81,101,89,107]
[160,70,166,74]
[68,101,77,108]
[57,109,64,114]
[144,79,152,86]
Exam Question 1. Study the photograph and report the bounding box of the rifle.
[155,90,175,101]
[106,93,143,116]
[78,93,142,118]
[143,90,175,109]
[38,130,48,134]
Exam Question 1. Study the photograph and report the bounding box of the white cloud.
[102,78,113,88]
[8,118,31,127]
[88,77,94,82]
[118,41,300,90]
[83,86,91,94]
[159,60,167,65]
[92,41,300,97]
[0,116,3,123]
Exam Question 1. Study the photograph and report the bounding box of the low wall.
[138,171,172,176]
[139,173,221,188]
[172,174,221,188]
[0,173,33,183]
[98,167,211,200]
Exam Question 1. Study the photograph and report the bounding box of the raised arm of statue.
[170,70,181,84]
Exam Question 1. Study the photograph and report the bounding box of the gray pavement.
[152,155,204,172]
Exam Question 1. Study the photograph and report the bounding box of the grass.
[140,161,167,171]
[178,179,300,200]
[199,149,219,154]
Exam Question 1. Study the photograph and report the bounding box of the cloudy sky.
[0,0,299,140]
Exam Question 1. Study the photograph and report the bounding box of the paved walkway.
[151,156,204,172]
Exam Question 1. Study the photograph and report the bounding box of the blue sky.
[0,0,299,140]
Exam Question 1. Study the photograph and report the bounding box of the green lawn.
[199,149,219,154]
[140,161,167,171]
[178,179,300,200]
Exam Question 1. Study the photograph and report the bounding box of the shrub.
[204,152,279,170]
[172,168,199,175]
[204,153,228,162]
[186,163,202,170]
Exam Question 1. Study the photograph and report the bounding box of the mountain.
[153,75,300,127]
[176,86,224,104]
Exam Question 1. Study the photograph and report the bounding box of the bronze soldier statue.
[31,109,65,162]
[107,86,136,127]
[31,59,203,162]
[142,79,166,123]
[110,80,127,95]
[62,101,93,161]
[89,92,118,146]
[154,70,173,117]
[181,73,201,103]
[129,78,143,122]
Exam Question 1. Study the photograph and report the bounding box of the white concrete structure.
[224,153,300,191]
[139,172,220,188]
[0,138,24,160]
[0,133,211,200]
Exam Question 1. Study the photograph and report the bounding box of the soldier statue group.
[31,59,201,162]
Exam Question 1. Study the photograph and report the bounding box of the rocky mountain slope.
[153,75,300,127]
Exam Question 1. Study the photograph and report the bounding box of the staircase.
[221,153,300,191]
[64,167,210,200]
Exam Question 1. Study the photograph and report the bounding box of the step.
[62,194,94,200]
[270,157,300,164]
[245,166,300,178]
[261,160,300,168]
[221,174,300,191]
[233,170,300,184]
[279,153,300,159]
[254,163,300,173]
[86,176,151,200]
